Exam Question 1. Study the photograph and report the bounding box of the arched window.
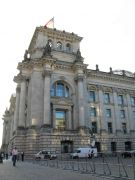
[57,41,62,50]
[51,81,69,97]
[66,43,71,52]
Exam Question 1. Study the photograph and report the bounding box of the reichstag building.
[1,26,135,157]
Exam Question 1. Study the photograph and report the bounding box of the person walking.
[12,147,18,166]
[21,151,24,161]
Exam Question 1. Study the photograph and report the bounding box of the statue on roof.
[42,41,52,57]
[23,50,30,61]
[75,49,83,63]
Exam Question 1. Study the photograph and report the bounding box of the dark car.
[121,150,135,158]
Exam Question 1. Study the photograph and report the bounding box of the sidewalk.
[0,159,110,180]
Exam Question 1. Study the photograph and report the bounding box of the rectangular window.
[120,110,125,118]
[118,95,124,105]
[122,123,127,134]
[90,107,96,117]
[92,122,97,133]
[56,83,64,97]
[106,109,111,118]
[55,110,66,129]
[131,97,135,106]
[89,91,96,102]
[108,122,112,133]
[104,93,110,104]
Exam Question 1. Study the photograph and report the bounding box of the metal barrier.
[28,152,135,180]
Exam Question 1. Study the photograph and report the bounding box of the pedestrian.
[6,153,8,160]
[12,147,18,166]
[0,152,3,163]
[88,150,92,159]
[21,151,24,161]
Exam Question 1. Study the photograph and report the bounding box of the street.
[0,159,108,180]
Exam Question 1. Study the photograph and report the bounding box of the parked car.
[34,150,57,160]
[121,150,135,158]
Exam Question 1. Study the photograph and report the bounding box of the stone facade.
[1,26,135,157]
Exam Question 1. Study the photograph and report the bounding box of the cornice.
[87,83,135,95]
[73,63,88,71]
[18,57,56,71]
[37,27,83,42]
[87,70,135,85]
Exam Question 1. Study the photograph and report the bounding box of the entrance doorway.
[125,141,132,151]
[111,142,116,152]
[95,142,101,152]
[61,140,73,153]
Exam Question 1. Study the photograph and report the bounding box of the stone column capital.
[14,74,28,83]
[74,74,84,81]
[42,70,52,77]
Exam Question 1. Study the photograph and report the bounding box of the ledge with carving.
[54,63,73,71]
[51,96,73,106]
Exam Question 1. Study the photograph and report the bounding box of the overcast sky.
[0,0,135,147]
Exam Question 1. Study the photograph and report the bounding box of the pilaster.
[97,85,106,133]
[13,86,21,131]
[18,78,27,128]
[113,88,121,132]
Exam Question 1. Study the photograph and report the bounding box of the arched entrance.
[61,140,73,153]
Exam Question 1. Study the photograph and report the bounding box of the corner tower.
[11,26,89,155]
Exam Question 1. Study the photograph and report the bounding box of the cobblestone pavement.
[0,159,112,180]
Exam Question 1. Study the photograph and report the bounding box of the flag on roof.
[44,17,54,28]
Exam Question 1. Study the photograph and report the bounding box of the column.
[77,75,85,127]
[113,89,121,132]
[18,80,26,128]
[26,79,31,128]
[68,109,72,130]
[43,70,51,126]
[30,70,43,126]
[10,114,14,138]
[126,93,133,131]
[53,108,56,128]
[13,86,20,131]
[5,121,10,145]
[2,121,7,146]
[98,86,106,132]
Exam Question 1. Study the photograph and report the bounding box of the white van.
[70,147,97,159]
